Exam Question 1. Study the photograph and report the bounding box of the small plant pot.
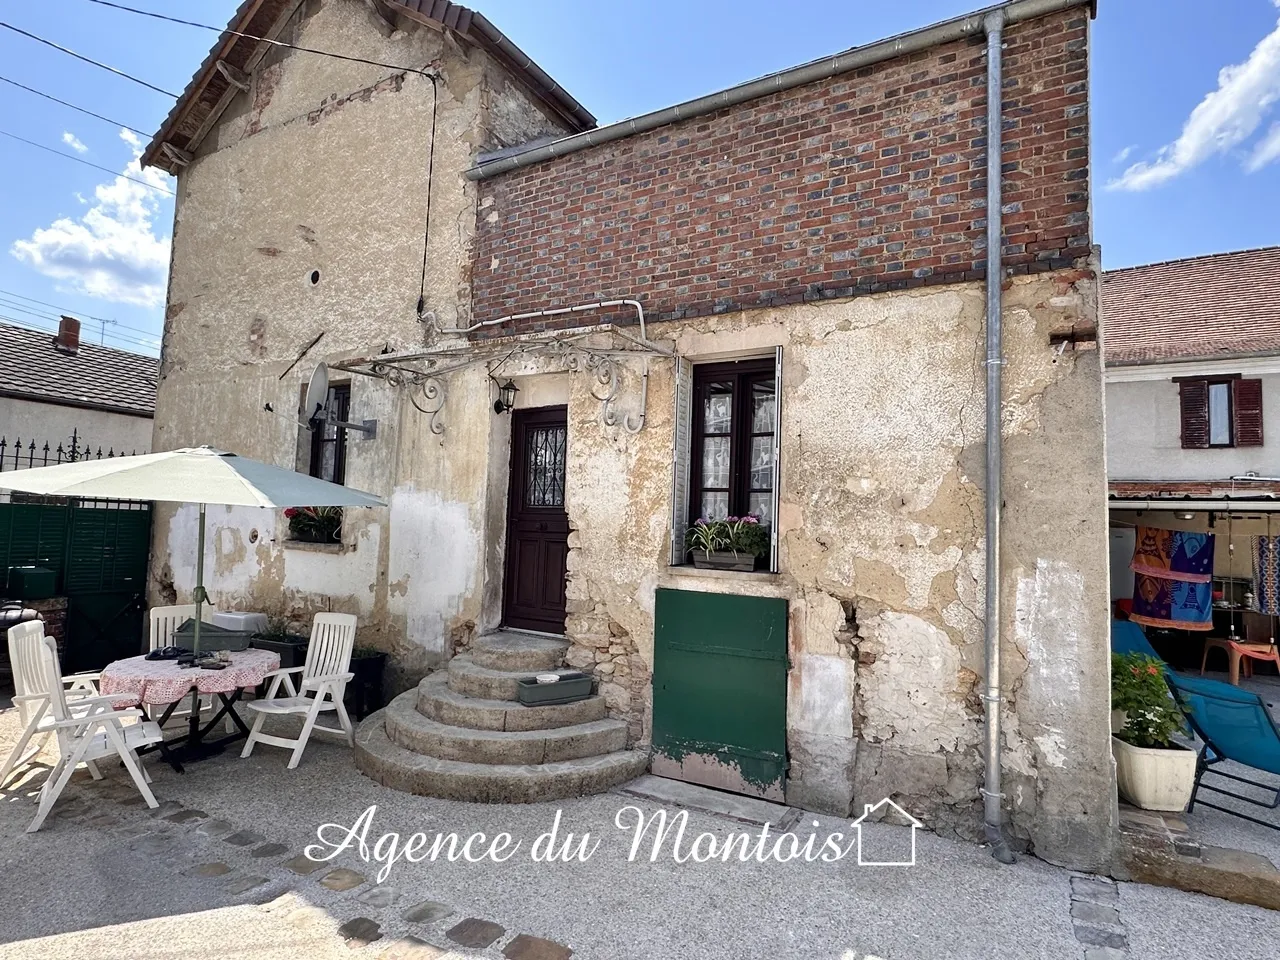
[1112,735,1198,812]
[346,650,388,720]
[250,636,310,670]
[691,551,758,572]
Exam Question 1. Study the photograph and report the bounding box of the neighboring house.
[1103,247,1280,608]
[144,0,1112,868]
[0,318,155,464]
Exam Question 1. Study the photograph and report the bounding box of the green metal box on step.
[6,566,55,601]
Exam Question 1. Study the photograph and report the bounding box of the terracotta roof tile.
[0,323,157,416]
[1101,246,1280,366]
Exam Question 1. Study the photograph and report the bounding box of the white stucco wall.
[0,397,152,459]
[1104,370,1280,480]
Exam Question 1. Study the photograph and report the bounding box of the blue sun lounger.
[1166,672,1280,830]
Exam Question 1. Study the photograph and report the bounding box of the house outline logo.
[850,797,923,867]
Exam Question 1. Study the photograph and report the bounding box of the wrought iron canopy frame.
[329,324,674,436]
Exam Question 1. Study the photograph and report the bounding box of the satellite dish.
[303,362,329,426]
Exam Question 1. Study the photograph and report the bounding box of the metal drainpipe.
[982,8,1015,865]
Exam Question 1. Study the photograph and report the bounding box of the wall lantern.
[493,379,519,415]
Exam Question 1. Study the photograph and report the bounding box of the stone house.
[144,0,1114,869]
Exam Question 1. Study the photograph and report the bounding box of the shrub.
[1111,652,1186,748]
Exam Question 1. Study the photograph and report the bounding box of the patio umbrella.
[0,446,386,651]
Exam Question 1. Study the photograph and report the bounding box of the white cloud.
[61,131,88,154]
[1248,120,1280,170]
[1109,12,1280,190]
[11,129,172,307]
[1112,145,1135,164]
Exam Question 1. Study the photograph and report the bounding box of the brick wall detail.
[471,10,1090,334]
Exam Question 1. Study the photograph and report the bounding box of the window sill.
[281,539,346,554]
[665,564,780,582]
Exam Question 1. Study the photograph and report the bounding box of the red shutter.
[1179,380,1210,449]
[1233,378,1264,447]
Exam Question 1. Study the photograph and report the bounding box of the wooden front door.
[503,407,569,633]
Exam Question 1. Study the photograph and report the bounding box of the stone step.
[384,691,627,764]
[447,655,579,702]
[355,711,650,803]
[417,674,607,732]
[470,630,568,672]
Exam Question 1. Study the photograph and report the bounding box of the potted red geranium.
[284,506,342,543]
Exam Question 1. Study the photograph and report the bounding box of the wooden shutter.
[770,346,782,574]
[670,357,693,565]
[1179,380,1210,449]
[1233,378,1264,447]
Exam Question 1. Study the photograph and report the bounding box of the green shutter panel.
[1233,378,1264,447]
[1179,380,1210,449]
[670,357,693,565]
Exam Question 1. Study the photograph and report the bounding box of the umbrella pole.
[194,503,206,655]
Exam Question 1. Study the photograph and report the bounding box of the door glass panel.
[1209,382,1230,445]
[748,492,772,525]
[704,383,734,433]
[749,437,774,489]
[701,492,729,521]
[525,425,567,507]
[702,436,730,488]
[751,381,776,432]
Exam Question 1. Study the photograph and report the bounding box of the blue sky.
[1,0,1278,357]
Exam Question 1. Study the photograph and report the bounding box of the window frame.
[688,357,778,527]
[309,382,351,485]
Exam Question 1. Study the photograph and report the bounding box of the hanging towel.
[1130,526,1215,583]
[1253,535,1280,616]
[1129,574,1215,631]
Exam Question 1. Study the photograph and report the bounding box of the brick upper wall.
[471,9,1090,333]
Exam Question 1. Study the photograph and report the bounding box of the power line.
[85,0,439,78]
[0,75,150,137]
[0,314,160,353]
[0,288,160,338]
[0,130,174,195]
[0,21,179,97]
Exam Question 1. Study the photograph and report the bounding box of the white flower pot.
[1112,735,1198,812]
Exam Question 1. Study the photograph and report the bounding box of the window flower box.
[284,506,342,544]
[685,516,768,572]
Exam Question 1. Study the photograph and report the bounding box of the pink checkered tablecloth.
[99,649,281,706]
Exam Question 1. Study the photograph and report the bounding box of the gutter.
[980,8,1015,866]
[466,0,1096,181]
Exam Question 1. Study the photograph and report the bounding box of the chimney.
[53,316,81,355]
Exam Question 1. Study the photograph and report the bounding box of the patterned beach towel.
[1130,526,1215,583]
[1129,574,1214,631]
[1254,535,1280,616]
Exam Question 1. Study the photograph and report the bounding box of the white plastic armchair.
[2,622,163,832]
[1,621,103,784]
[148,602,218,652]
[147,602,229,730]
[240,613,357,769]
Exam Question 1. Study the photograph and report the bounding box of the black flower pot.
[346,650,387,720]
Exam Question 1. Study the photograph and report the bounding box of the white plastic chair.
[240,613,357,769]
[148,602,218,652]
[2,621,163,832]
[147,603,231,731]
[1,621,103,783]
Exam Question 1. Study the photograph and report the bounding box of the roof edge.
[467,0,1097,181]
[1104,348,1280,368]
[1102,244,1280,278]
[0,389,156,419]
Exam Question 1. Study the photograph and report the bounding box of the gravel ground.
[3,689,1280,960]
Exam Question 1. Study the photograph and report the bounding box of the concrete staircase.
[354,630,649,802]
